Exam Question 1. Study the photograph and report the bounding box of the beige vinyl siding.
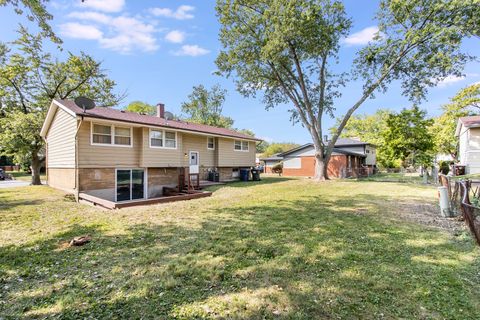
[78,121,142,168]
[217,138,256,167]
[46,108,77,168]
[141,128,183,167]
[182,134,216,167]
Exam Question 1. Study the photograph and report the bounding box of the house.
[268,138,376,178]
[455,115,480,174]
[40,99,260,205]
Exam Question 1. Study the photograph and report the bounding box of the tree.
[181,84,234,128]
[0,27,122,184]
[431,83,480,160]
[0,0,60,43]
[262,142,300,157]
[124,101,156,115]
[382,106,434,169]
[334,109,396,167]
[215,0,478,180]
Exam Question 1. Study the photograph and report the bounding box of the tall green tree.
[431,83,480,160]
[124,101,156,115]
[181,84,234,128]
[334,109,395,167]
[0,0,60,43]
[382,106,434,168]
[215,0,478,180]
[262,142,300,157]
[0,28,122,184]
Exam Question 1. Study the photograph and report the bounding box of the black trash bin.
[208,171,220,182]
[251,169,261,181]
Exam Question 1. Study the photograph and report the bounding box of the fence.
[0,165,20,171]
[439,174,480,246]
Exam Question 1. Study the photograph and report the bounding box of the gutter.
[74,116,83,202]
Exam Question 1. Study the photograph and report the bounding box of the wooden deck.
[79,191,212,210]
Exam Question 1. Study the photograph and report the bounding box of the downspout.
[74,116,83,202]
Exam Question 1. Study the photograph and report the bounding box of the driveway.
[0,180,31,188]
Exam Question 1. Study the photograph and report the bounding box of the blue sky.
[0,0,479,143]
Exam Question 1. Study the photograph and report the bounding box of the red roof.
[459,115,480,128]
[56,99,261,141]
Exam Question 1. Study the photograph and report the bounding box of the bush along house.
[276,138,377,178]
[40,99,260,208]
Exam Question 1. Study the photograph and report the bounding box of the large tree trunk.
[313,146,329,181]
[31,153,42,185]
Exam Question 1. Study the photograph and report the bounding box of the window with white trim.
[207,137,215,150]
[92,123,131,146]
[92,124,112,144]
[165,131,176,148]
[114,126,131,146]
[150,130,163,147]
[234,140,249,151]
[149,129,177,149]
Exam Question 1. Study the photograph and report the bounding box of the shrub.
[439,160,450,175]
[271,162,283,175]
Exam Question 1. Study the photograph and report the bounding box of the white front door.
[189,151,199,174]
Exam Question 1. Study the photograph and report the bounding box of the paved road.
[0,180,31,188]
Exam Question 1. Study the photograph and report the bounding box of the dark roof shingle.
[459,115,480,128]
[56,99,261,141]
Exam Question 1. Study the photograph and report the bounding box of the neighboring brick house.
[275,138,376,178]
[40,99,260,204]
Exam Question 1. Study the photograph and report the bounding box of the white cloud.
[343,26,379,46]
[76,0,125,13]
[174,44,210,57]
[59,22,103,40]
[150,5,195,20]
[68,11,112,24]
[165,30,186,43]
[436,75,466,87]
[62,11,158,53]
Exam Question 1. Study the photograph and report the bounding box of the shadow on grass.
[205,176,295,192]
[1,193,479,318]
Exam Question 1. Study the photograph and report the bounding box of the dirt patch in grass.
[379,199,467,235]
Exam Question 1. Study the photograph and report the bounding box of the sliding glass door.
[116,169,145,202]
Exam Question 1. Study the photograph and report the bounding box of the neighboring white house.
[455,116,480,174]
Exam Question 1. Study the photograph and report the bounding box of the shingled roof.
[458,115,480,128]
[50,99,261,141]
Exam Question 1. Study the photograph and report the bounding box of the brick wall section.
[148,168,179,198]
[327,155,347,178]
[283,156,315,177]
[48,168,76,192]
[218,167,237,181]
[79,168,115,191]
[282,155,348,178]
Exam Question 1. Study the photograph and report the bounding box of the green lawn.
[357,172,425,183]
[1,178,479,319]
